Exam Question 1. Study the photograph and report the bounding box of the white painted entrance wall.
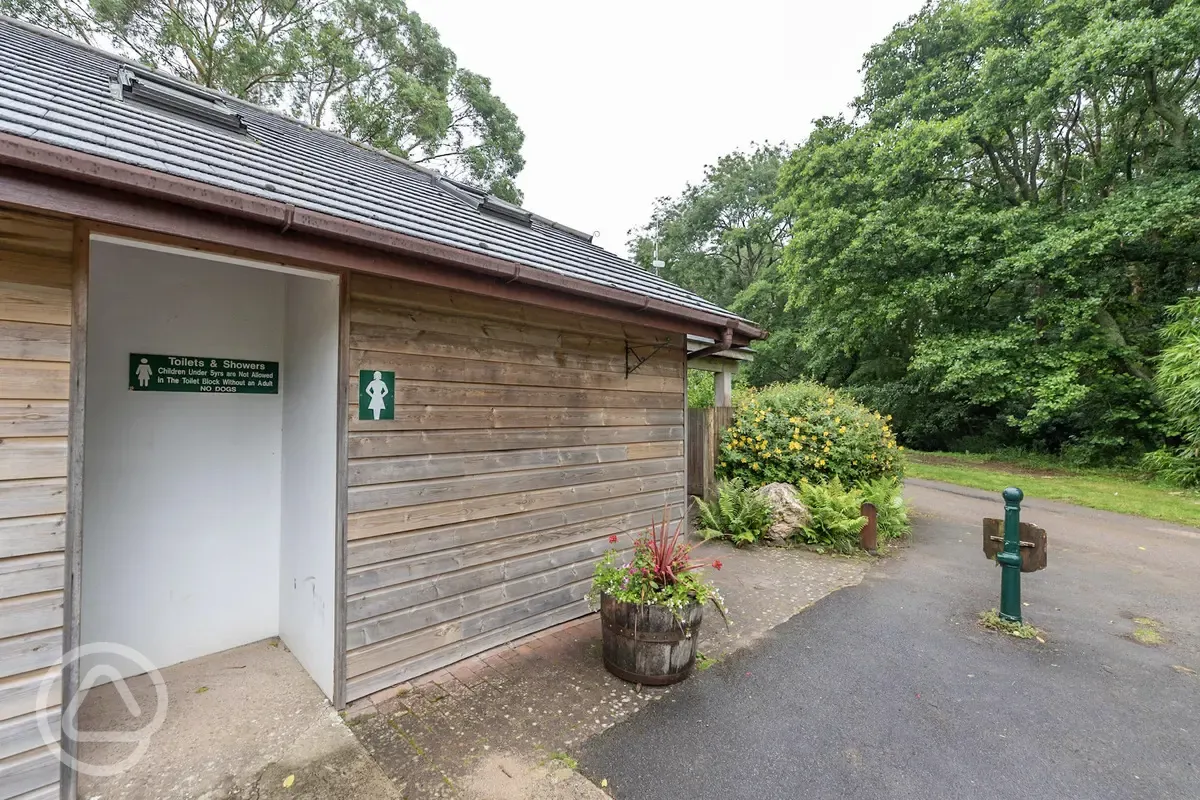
[80,242,340,700]
[279,276,339,698]
[82,242,286,673]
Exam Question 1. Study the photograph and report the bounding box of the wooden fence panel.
[686,406,734,499]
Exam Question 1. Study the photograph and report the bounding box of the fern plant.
[795,478,866,553]
[859,477,910,541]
[694,478,774,547]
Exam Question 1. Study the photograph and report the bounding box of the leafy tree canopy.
[777,0,1200,461]
[629,142,791,310]
[628,142,804,384]
[7,0,525,200]
[633,1,1195,462]
[643,0,1199,461]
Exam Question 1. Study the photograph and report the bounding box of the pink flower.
[608,534,619,544]
[712,560,723,571]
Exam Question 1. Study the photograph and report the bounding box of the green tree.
[778,0,1200,460]
[5,0,525,200]
[629,142,791,310]
[628,142,800,384]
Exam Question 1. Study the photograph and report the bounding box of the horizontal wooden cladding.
[351,424,683,459]
[356,379,681,410]
[350,274,681,346]
[351,301,644,360]
[0,256,72,291]
[0,209,71,800]
[0,441,67,482]
[349,456,682,514]
[351,321,681,380]
[348,488,684,583]
[0,594,63,641]
[347,578,591,680]
[0,745,59,800]
[0,481,66,520]
[0,517,64,560]
[0,630,61,681]
[347,508,684,627]
[348,406,682,434]
[351,350,681,394]
[0,362,69,401]
[349,441,682,487]
[349,558,595,651]
[0,283,70,328]
[0,555,64,602]
[346,600,587,702]
[0,403,66,439]
[348,472,683,541]
[9,787,57,800]
[0,708,58,761]
[0,210,72,263]
[0,322,68,362]
[344,273,687,701]
[0,669,59,724]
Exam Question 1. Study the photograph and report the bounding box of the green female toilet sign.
[358,369,395,420]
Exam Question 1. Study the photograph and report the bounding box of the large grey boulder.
[755,482,811,544]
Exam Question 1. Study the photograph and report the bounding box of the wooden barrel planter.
[600,593,703,685]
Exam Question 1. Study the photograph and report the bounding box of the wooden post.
[62,222,89,798]
[711,406,732,498]
[714,368,732,408]
[332,271,350,710]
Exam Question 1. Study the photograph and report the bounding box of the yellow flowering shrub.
[718,381,903,487]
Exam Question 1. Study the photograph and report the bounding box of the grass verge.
[906,452,1200,529]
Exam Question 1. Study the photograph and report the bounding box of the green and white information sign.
[358,369,395,420]
[129,353,279,394]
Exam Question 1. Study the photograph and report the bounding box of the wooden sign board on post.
[982,518,1048,573]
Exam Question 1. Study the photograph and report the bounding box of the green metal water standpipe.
[997,487,1024,622]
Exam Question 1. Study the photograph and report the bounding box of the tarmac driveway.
[579,479,1200,800]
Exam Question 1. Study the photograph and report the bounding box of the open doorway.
[75,236,342,795]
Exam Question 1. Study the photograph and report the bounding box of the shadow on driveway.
[579,480,1200,800]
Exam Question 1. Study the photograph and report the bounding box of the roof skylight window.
[117,66,246,133]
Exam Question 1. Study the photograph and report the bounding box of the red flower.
[608,534,619,544]
[713,560,723,571]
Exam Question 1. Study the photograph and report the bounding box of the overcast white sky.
[418,0,927,256]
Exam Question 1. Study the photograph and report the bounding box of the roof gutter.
[0,133,766,343]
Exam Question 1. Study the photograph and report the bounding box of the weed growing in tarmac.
[1130,616,1167,646]
[978,609,1045,642]
[549,751,579,770]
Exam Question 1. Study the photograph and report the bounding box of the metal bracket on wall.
[625,340,671,377]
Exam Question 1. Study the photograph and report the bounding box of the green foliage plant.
[794,478,867,553]
[589,513,726,619]
[687,369,715,409]
[718,381,903,487]
[693,478,774,546]
[772,0,1200,461]
[859,477,909,541]
[1144,297,1200,487]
